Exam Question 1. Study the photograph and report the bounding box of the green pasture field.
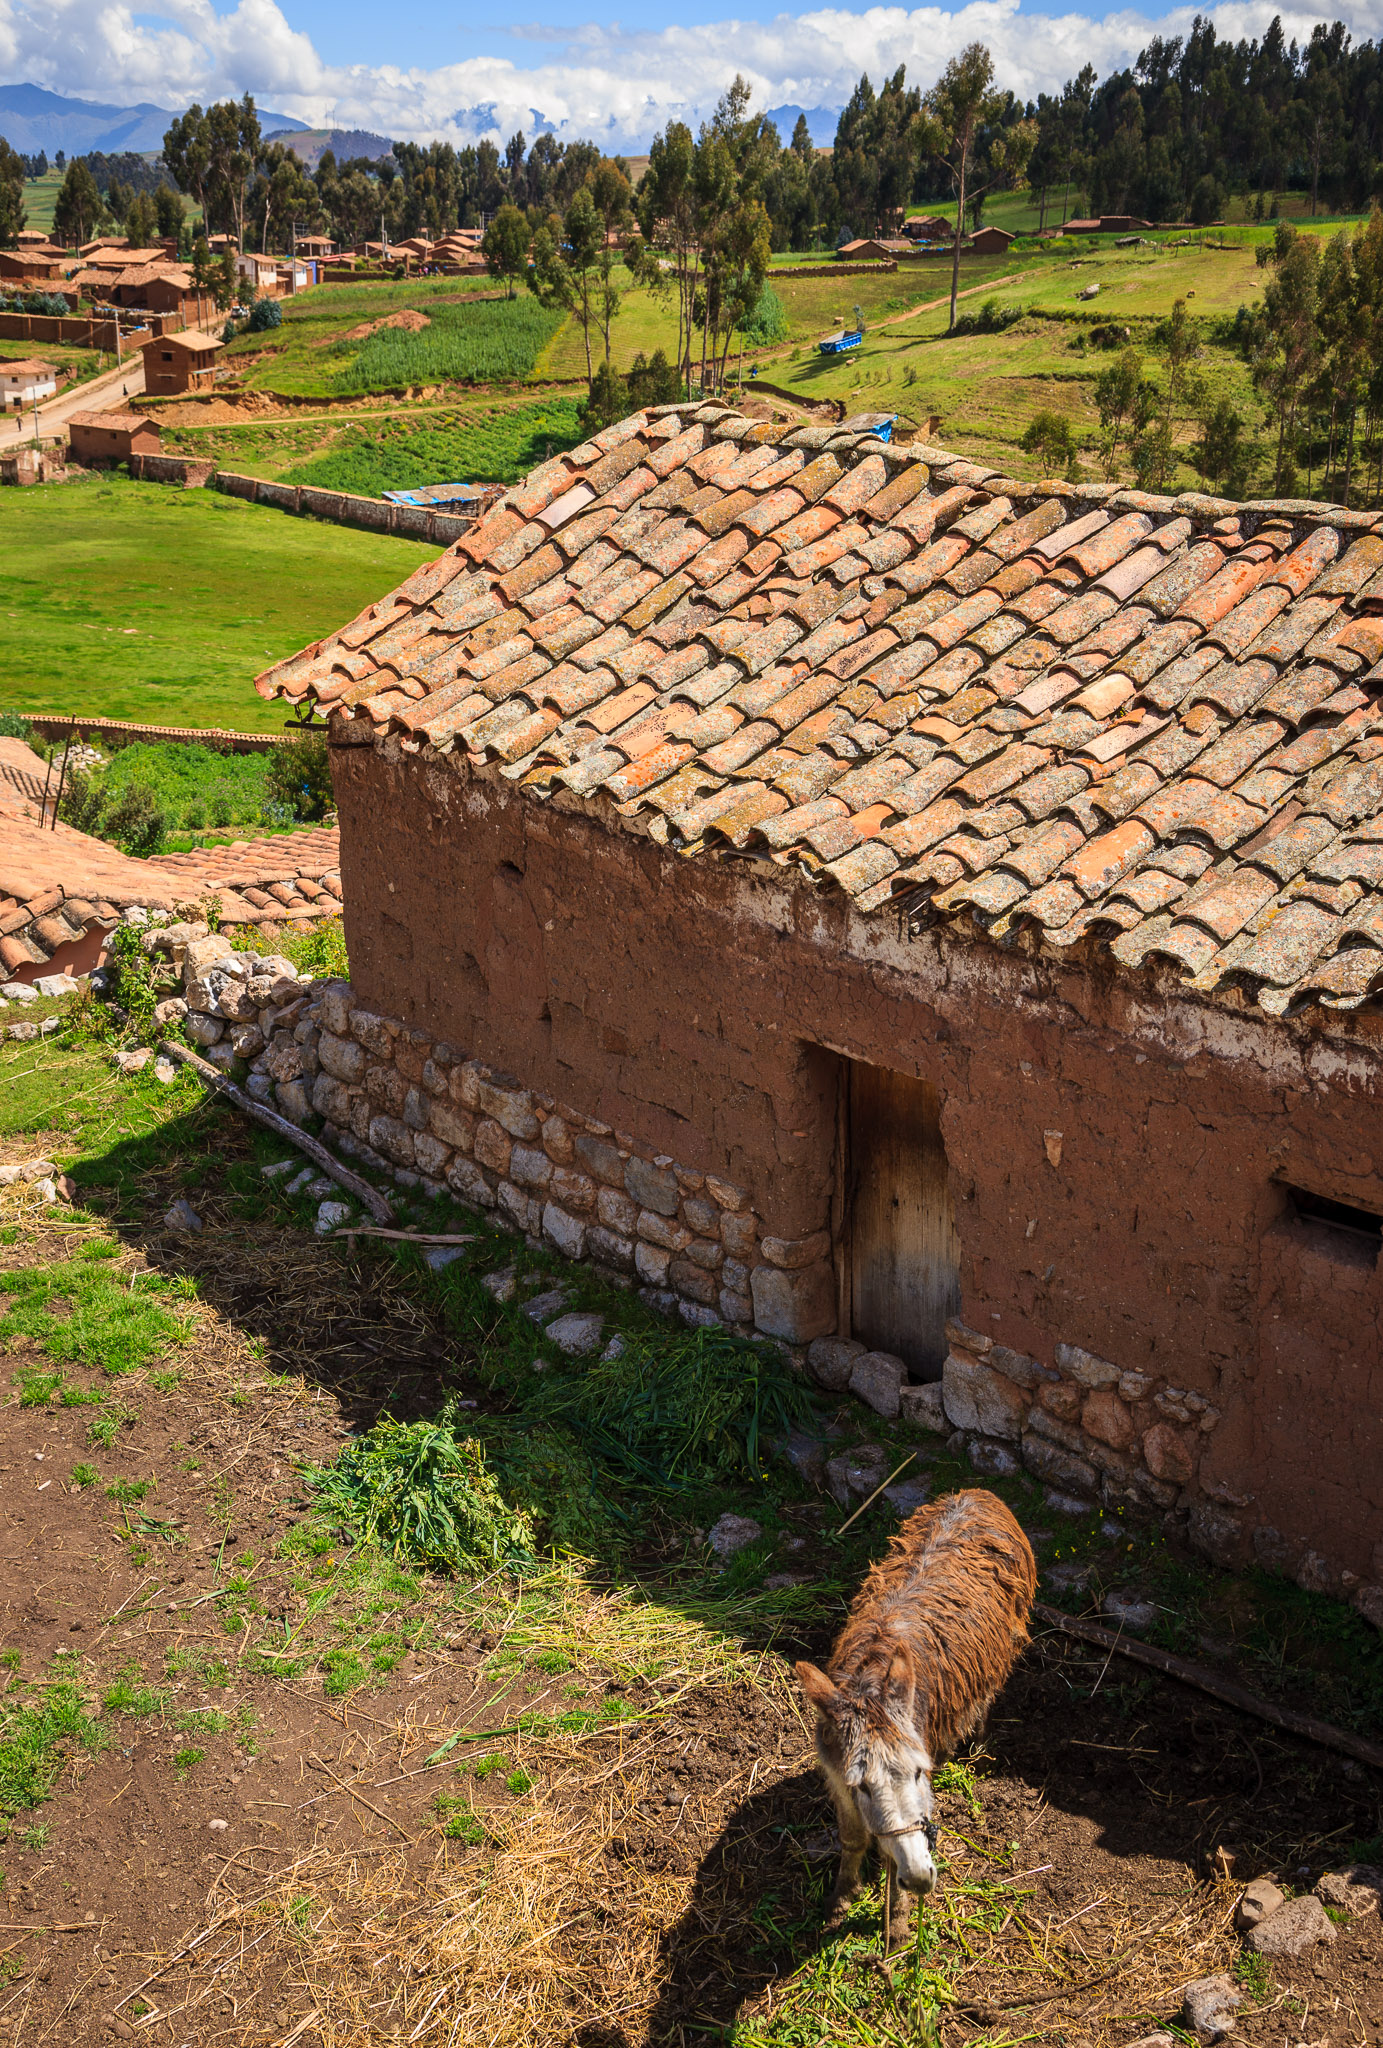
[18,171,63,239]
[908,184,1373,236]
[0,469,431,731]
[761,299,1262,489]
[161,396,587,495]
[531,254,1022,381]
[222,281,563,397]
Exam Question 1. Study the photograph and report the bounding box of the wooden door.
[848,1062,960,1380]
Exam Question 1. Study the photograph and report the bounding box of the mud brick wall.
[312,733,1383,1621]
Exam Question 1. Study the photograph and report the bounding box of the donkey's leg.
[884,1860,913,1947]
[825,1789,871,1926]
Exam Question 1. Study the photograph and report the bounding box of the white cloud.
[4,0,1382,146]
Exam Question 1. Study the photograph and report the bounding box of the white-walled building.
[0,360,58,411]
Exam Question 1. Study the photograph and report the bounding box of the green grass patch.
[0,1683,105,1822]
[434,1792,486,1844]
[0,1252,193,1378]
[103,1682,165,1716]
[0,470,431,732]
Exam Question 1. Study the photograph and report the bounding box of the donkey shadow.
[627,1767,868,2048]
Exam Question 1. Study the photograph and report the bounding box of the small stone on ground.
[163,1198,202,1234]
[1179,1972,1243,2041]
[1102,1589,1157,1633]
[152,1056,176,1084]
[544,1311,605,1356]
[480,1266,517,1302]
[523,1288,570,1324]
[707,1513,763,1562]
[315,1201,352,1235]
[1245,1892,1336,1956]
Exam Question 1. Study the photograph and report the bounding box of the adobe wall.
[313,731,1383,1617]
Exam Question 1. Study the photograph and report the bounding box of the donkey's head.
[796,1655,938,1895]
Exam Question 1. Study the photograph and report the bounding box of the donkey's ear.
[795,1660,844,1714]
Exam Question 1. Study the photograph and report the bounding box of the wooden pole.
[157,1039,394,1223]
[1033,1601,1383,1772]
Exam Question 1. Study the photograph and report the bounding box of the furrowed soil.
[1,1075,1380,2047]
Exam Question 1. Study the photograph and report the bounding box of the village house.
[254,401,1383,1623]
[67,410,161,466]
[0,359,59,410]
[235,252,280,295]
[99,264,205,325]
[293,235,334,258]
[969,224,1017,253]
[138,328,223,396]
[0,248,66,283]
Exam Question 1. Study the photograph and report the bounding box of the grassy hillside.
[0,470,432,731]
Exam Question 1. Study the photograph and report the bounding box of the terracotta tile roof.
[68,411,158,434]
[256,401,1383,1019]
[0,360,58,377]
[0,743,341,976]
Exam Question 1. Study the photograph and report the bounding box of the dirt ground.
[1,1141,1381,2047]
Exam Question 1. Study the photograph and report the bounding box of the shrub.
[101,782,167,856]
[948,297,1024,338]
[580,360,629,432]
[1021,408,1076,475]
[0,712,32,741]
[248,298,283,333]
[627,349,683,408]
[738,285,788,347]
[264,729,332,821]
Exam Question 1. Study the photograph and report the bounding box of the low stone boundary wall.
[768,260,897,278]
[127,453,217,487]
[213,471,475,543]
[175,956,858,1345]
[25,714,288,752]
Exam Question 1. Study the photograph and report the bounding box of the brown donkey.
[797,1488,1036,1943]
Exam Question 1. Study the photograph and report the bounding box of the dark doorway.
[846,1061,960,1380]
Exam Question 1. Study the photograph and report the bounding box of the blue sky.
[11,0,1383,149]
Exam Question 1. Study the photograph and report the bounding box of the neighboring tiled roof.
[0,744,342,974]
[67,411,157,434]
[109,263,194,290]
[141,329,221,354]
[255,401,1383,1020]
[0,360,57,377]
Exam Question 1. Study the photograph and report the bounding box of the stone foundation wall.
[172,939,845,1342]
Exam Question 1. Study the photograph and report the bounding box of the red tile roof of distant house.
[0,360,58,378]
[0,742,343,975]
[255,401,1383,1021]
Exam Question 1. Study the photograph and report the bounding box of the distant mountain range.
[0,82,307,156]
[765,105,840,148]
[264,128,395,167]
